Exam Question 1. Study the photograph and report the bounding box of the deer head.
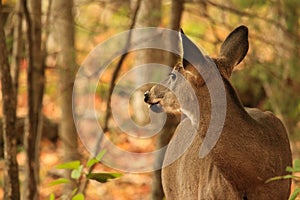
[144,25,249,127]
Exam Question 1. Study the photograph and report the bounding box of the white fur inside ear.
[185,70,198,79]
[178,31,184,63]
[178,31,184,61]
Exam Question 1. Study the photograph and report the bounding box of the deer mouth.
[149,102,164,113]
[144,91,164,113]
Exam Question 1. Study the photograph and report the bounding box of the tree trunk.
[23,0,44,199]
[0,3,21,199]
[50,0,80,192]
[0,116,59,158]
[151,1,184,199]
[131,0,163,125]
[130,1,179,200]
[169,0,184,31]
[167,0,184,67]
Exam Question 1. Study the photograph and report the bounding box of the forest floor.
[0,72,156,200]
[1,136,300,199]
[0,137,155,200]
[1,138,300,200]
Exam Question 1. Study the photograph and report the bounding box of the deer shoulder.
[144,25,292,200]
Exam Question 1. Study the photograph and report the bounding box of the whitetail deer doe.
[144,25,292,199]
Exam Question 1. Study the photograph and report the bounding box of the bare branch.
[11,0,23,98]
[103,0,142,133]
[203,0,298,41]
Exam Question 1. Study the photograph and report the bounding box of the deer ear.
[180,29,207,72]
[220,25,249,68]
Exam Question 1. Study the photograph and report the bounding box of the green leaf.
[286,166,300,173]
[87,150,106,168]
[56,161,81,170]
[294,159,300,169]
[290,188,300,200]
[71,165,83,180]
[48,178,70,186]
[286,159,300,172]
[282,174,299,179]
[265,176,283,183]
[72,193,85,200]
[86,172,122,183]
[71,188,78,196]
[286,166,294,172]
[87,158,98,168]
[266,174,299,183]
[96,149,107,161]
[49,193,55,200]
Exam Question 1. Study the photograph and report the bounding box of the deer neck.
[222,77,252,120]
[195,76,251,137]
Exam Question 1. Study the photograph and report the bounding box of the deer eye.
[170,73,176,80]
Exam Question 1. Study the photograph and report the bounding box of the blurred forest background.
[0,0,299,199]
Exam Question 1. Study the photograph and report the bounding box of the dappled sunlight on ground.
[1,138,300,199]
[0,138,155,200]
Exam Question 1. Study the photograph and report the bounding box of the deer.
[144,25,292,199]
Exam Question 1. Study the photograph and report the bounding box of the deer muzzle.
[144,90,164,113]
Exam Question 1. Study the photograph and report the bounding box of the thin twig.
[102,0,142,133]
[184,3,293,52]
[41,0,52,60]
[11,0,23,97]
[205,1,280,29]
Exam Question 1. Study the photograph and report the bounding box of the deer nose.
[144,91,150,103]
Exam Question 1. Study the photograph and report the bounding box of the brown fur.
[144,25,292,199]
